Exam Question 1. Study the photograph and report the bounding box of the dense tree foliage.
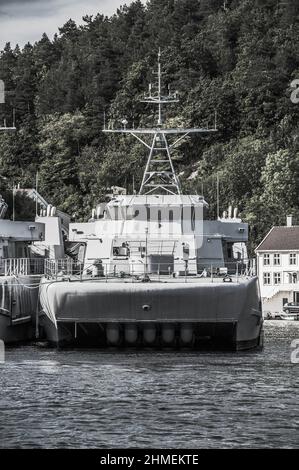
[1,0,299,252]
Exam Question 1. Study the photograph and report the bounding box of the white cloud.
[0,0,134,50]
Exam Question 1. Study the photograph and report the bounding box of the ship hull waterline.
[39,277,263,351]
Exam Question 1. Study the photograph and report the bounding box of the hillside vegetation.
[1,0,299,252]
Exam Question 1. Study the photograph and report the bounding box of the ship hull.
[0,276,41,345]
[39,277,263,351]
[0,314,34,344]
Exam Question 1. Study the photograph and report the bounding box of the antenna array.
[103,51,217,195]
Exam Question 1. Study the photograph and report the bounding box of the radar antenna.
[103,50,217,195]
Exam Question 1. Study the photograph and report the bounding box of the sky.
[0,0,135,50]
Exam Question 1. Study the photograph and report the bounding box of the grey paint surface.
[40,277,262,346]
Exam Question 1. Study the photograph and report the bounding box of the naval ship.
[38,53,263,350]
[0,190,46,343]
[0,105,45,344]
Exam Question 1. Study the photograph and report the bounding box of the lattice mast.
[103,50,217,195]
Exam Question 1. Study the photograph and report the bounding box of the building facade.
[255,217,299,315]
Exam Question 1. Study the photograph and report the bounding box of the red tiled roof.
[256,226,299,252]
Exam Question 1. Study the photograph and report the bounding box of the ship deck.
[43,273,254,285]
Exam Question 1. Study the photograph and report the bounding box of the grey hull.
[39,277,263,351]
[0,276,40,344]
[0,315,34,344]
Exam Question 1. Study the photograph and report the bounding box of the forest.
[1,0,299,253]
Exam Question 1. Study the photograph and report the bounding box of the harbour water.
[0,321,298,449]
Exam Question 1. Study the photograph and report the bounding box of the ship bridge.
[98,194,208,221]
[106,194,208,207]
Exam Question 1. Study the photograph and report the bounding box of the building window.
[274,272,281,285]
[288,273,298,284]
[290,253,297,266]
[274,254,281,266]
[263,273,271,285]
[263,254,270,266]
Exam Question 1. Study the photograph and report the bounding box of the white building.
[255,216,299,315]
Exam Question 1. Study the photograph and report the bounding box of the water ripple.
[0,322,299,448]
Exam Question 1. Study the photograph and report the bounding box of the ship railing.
[0,258,45,276]
[45,258,75,279]
[44,258,257,282]
[197,261,256,278]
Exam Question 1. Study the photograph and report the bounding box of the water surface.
[0,321,298,448]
